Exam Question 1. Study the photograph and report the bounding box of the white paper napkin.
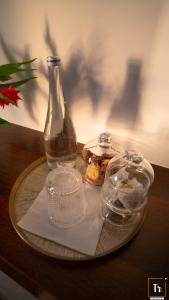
[17,184,104,256]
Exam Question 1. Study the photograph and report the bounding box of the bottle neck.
[48,63,65,118]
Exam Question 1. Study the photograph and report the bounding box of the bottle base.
[46,152,77,170]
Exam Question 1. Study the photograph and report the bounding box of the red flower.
[0,85,21,108]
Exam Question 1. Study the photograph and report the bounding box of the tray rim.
[9,156,147,261]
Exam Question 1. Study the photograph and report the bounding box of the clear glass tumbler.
[46,166,86,228]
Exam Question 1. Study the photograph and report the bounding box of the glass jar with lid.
[101,150,154,226]
[82,132,123,186]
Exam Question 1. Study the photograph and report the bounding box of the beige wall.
[0,0,169,167]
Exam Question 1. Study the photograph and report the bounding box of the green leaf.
[17,58,37,65]
[0,92,17,106]
[0,58,37,81]
[0,118,10,125]
[0,76,37,88]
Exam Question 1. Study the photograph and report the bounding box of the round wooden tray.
[9,156,147,261]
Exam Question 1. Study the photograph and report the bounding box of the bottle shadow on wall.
[38,17,58,81]
[1,18,142,134]
[62,48,108,114]
[0,35,44,125]
[107,59,143,131]
[43,18,109,114]
[43,19,142,132]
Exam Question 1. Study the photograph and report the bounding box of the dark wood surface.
[0,124,169,300]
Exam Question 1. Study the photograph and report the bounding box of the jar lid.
[124,150,143,165]
[98,132,112,147]
[105,149,154,186]
[83,132,123,158]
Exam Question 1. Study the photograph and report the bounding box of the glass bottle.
[44,56,77,169]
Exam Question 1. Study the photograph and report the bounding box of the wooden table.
[0,124,169,300]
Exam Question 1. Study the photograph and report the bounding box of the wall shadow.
[0,36,41,125]
[42,18,108,113]
[44,17,58,57]
[62,47,107,113]
[43,20,142,130]
[38,18,58,80]
[1,18,142,133]
[107,59,142,130]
